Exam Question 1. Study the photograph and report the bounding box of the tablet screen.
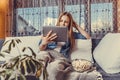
[43,26,68,42]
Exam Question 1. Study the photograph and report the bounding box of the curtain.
[14,0,59,36]
[10,0,117,39]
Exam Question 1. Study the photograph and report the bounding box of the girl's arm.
[39,40,47,51]
[76,25,91,39]
[72,21,91,39]
[39,30,57,51]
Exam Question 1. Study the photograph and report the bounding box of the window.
[91,1,113,39]
[15,0,59,36]
[13,0,116,39]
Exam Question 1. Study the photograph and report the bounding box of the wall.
[117,0,120,32]
[0,0,13,39]
[0,0,8,39]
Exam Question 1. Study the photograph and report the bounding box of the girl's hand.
[72,20,79,30]
[72,20,91,39]
[41,30,57,45]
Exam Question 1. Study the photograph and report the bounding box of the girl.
[39,12,90,58]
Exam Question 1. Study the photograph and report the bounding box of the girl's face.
[59,15,70,27]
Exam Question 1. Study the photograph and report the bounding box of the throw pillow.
[70,39,93,62]
[93,33,120,73]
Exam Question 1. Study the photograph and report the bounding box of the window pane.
[91,2,113,39]
[16,0,59,36]
[65,4,85,30]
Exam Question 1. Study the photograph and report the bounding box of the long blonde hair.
[56,12,77,51]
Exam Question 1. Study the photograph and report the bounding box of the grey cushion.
[0,39,4,50]
[0,39,5,64]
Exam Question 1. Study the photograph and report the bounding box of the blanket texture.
[37,50,103,80]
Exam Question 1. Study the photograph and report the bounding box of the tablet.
[43,26,68,42]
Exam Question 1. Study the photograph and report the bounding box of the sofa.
[0,33,120,80]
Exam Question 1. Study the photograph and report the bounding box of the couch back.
[0,38,101,52]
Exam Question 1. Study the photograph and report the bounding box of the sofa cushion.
[0,36,41,62]
[93,33,120,74]
[70,32,92,62]
[70,38,92,62]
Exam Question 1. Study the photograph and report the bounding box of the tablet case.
[43,26,68,42]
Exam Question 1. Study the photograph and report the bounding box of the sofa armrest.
[0,39,4,50]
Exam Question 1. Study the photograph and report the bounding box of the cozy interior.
[1,0,120,80]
